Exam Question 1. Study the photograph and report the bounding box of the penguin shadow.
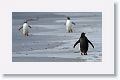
[22,33,33,37]
[74,51,80,53]
[18,29,32,37]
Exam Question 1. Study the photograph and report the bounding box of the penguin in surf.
[73,32,94,55]
[19,21,32,36]
[65,17,75,33]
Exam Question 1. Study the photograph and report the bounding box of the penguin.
[65,17,75,33]
[19,21,32,36]
[73,32,94,55]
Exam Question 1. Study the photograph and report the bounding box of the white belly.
[22,23,29,34]
[66,20,73,32]
[23,28,28,35]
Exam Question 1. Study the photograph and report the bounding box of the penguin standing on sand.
[73,32,94,55]
[66,17,75,33]
[19,21,32,36]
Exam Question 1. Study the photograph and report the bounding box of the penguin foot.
[84,53,87,55]
[81,53,83,55]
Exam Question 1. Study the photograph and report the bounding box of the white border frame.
[0,0,114,74]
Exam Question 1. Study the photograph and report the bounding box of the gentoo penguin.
[65,17,75,33]
[73,32,94,55]
[19,21,32,36]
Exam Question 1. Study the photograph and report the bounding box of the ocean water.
[12,12,102,62]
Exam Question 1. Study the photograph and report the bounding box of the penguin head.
[67,17,70,20]
[81,32,86,37]
[24,21,27,23]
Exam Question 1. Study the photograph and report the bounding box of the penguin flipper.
[73,39,80,48]
[88,40,94,48]
[72,22,76,25]
[19,26,23,30]
[29,25,32,28]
